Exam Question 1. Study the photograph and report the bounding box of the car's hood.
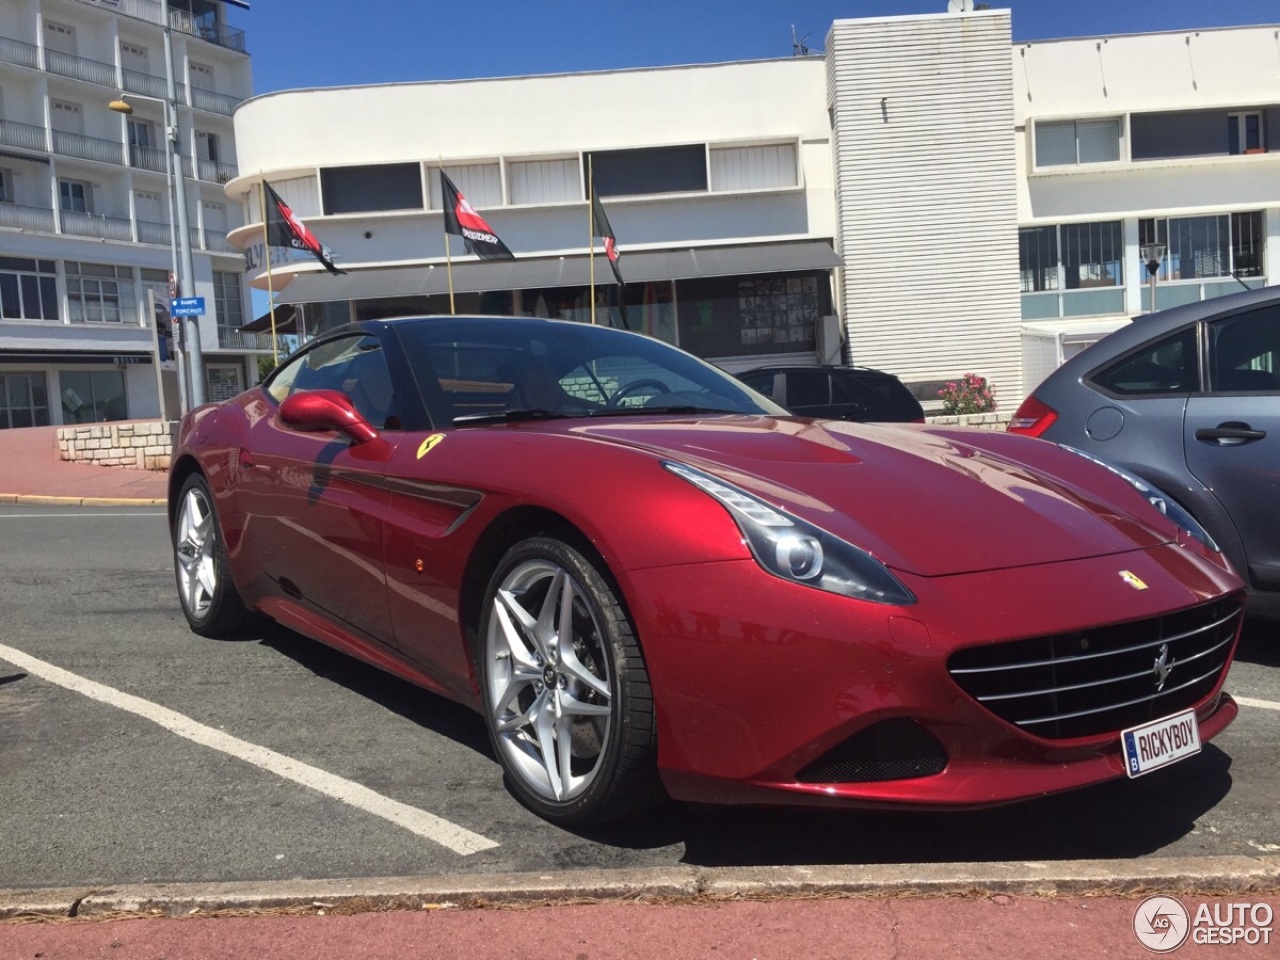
[567,415,1172,577]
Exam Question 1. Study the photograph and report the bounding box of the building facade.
[0,0,259,430]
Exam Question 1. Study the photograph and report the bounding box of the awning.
[275,240,843,306]
[241,303,299,334]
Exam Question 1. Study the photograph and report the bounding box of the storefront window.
[59,370,126,424]
[1,373,51,428]
[676,272,826,359]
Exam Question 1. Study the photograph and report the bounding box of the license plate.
[1122,708,1201,778]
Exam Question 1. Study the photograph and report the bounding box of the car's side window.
[1208,305,1280,394]
[786,372,830,407]
[738,373,777,400]
[267,335,400,429]
[1090,328,1196,396]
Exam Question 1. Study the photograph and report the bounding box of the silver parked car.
[1009,285,1280,618]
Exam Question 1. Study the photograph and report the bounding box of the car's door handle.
[1194,422,1266,444]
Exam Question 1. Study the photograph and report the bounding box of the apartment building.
[230,7,1280,409]
[0,0,259,429]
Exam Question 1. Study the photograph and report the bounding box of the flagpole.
[441,160,455,315]
[588,158,597,326]
[259,177,278,363]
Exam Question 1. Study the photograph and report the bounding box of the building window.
[0,373,50,429]
[710,143,798,191]
[59,179,91,213]
[1034,119,1121,166]
[427,163,502,209]
[1140,213,1264,281]
[321,163,424,214]
[60,370,127,424]
[508,158,579,205]
[1019,221,1124,318]
[213,269,244,334]
[0,256,59,321]
[1228,112,1264,154]
[586,145,708,197]
[66,261,134,324]
[0,168,12,203]
[207,364,244,402]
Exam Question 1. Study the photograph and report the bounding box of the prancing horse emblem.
[1119,570,1149,591]
[1152,642,1175,691]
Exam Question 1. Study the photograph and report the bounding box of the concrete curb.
[0,494,165,507]
[3,856,1277,921]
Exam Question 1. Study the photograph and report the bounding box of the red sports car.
[169,316,1244,826]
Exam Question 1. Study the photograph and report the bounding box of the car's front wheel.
[478,534,660,826]
[173,472,249,638]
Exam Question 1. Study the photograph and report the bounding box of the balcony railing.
[190,85,242,117]
[128,142,170,174]
[60,209,134,241]
[136,219,173,245]
[197,156,238,183]
[168,9,248,53]
[52,129,125,165]
[203,228,236,253]
[122,67,177,101]
[0,118,47,153]
[217,328,271,351]
[44,49,117,87]
[0,35,39,69]
[0,202,56,233]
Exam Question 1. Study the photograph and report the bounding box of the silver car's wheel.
[173,473,248,637]
[479,534,660,825]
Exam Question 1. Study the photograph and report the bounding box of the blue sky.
[239,1,1280,95]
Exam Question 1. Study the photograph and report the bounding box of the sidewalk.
[0,424,168,506]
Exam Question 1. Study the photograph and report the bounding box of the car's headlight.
[1057,445,1219,551]
[664,461,915,605]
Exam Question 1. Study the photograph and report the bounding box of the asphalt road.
[1,504,1277,890]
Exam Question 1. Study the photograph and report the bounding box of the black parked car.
[736,365,925,423]
[1009,285,1280,618]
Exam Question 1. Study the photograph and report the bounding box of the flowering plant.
[938,373,996,415]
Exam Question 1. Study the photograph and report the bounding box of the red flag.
[264,181,344,275]
[591,190,624,288]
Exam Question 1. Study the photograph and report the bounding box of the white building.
[0,0,259,429]
[229,7,1280,410]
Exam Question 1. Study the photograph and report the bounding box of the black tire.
[172,473,250,638]
[477,533,661,826]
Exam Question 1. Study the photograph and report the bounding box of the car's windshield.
[393,317,788,426]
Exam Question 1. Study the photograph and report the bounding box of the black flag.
[264,181,344,275]
[441,171,514,260]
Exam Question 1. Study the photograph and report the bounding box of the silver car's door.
[1184,304,1280,592]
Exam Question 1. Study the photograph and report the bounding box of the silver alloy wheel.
[485,558,613,803]
[175,483,218,620]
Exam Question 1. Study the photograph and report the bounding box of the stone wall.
[57,421,177,471]
[924,411,1011,430]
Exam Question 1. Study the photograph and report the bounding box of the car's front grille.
[947,596,1243,740]
[796,718,947,783]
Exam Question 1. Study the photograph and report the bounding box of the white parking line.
[0,512,167,518]
[1236,695,1280,711]
[0,642,498,856]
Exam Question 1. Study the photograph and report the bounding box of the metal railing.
[122,67,176,101]
[167,9,247,53]
[190,85,242,116]
[202,228,236,253]
[60,209,134,241]
[196,156,238,183]
[136,219,172,245]
[0,203,56,232]
[0,35,39,69]
[0,118,47,153]
[128,142,170,174]
[51,129,125,165]
[44,48,117,86]
[217,328,270,351]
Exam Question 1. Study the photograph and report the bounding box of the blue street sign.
[171,296,206,317]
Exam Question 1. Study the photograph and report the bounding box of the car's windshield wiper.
[587,405,731,417]
[452,409,576,425]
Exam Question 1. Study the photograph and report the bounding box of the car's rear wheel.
[173,473,249,638]
[478,534,659,826]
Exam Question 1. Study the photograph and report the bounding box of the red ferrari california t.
[169,316,1243,826]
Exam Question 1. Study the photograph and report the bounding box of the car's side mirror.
[279,389,379,444]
